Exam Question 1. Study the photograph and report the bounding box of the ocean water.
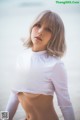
[0,1,80,120]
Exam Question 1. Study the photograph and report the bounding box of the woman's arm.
[51,62,75,120]
[5,91,19,120]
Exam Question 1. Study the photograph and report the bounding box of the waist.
[18,92,53,108]
[18,92,59,120]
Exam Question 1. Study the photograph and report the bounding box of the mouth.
[35,36,42,41]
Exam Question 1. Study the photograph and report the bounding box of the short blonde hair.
[23,10,66,57]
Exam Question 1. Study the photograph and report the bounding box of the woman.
[5,10,75,120]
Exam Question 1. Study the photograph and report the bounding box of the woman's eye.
[36,24,41,28]
[46,28,52,32]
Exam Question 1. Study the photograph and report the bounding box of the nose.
[38,27,44,35]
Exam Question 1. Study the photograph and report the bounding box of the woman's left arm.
[51,62,75,120]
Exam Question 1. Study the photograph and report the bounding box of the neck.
[32,46,46,52]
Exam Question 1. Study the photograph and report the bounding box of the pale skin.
[18,23,59,120]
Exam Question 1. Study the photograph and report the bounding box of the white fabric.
[5,92,19,120]
[6,48,75,120]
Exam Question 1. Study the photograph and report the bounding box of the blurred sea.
[0,0,80,120]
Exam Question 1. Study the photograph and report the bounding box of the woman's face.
[31,23,52,51]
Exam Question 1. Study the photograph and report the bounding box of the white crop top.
[12,48,66,96]
[8,48,75,120]
[12,48,71,105]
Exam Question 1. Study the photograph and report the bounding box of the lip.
[35,36,42,41]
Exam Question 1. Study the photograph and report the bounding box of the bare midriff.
[18,92,59,120]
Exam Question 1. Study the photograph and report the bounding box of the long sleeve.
[5,92,19,120]
[51,62,75,120]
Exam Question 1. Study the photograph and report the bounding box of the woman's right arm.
[5,53,24,120]
[5,92,19,120]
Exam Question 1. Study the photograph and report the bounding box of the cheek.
[32,27,38,34]
[31,28,37,39]
[46,34,52,41]
[31,28,35,38]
